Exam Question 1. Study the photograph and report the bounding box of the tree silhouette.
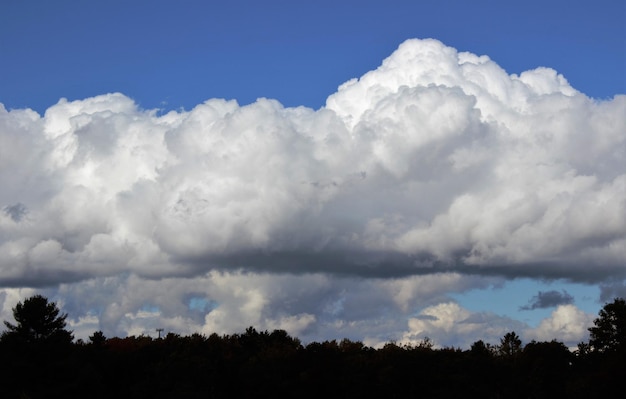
[498,331,522,357]
[470,340,493,357]
[588,297,626,353]
[2,294,73,345]
[89,330,106,346]
[0,297,624,397]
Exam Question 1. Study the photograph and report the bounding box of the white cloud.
[396,301,595,349]
[526,304,594,346]
[0,38,623,344]
[398,302,525,349]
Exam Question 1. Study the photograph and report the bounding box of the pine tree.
[2,294,73,345]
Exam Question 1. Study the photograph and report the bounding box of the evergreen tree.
[2,294,73,345]
[498,331,522,357]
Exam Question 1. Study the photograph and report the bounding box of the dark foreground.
[1,327,624,399]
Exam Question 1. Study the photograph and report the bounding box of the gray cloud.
[2,203,27,222]
[599,282,626,302]
[520,290,575,310]
[0,38,623,344]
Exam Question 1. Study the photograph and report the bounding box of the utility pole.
[156,328,164,339]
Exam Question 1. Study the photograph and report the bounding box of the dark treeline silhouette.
[1,296,625,398]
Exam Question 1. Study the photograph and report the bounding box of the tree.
[470,340,494,357]
[520,340,573,397]
[2,294,73,345]
[588,297,626,353]
[89,330,106,346]
[522,340,572,370]
[498,331,522,357]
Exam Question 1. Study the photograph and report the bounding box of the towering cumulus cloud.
[0,39,624,345]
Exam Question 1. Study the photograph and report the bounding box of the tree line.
[1,295,625,398]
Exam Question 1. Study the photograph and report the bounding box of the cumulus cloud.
[397,301,595,349]
[526,304,595,346]
[46,270,491,345]
[399,302,525,349]
[0,38,623,343]
[520,290,575,310]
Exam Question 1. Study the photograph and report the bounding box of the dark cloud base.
[185,250,626,283]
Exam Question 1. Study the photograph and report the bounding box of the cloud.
[396,301,595,349]
[0,38,624,342]
[2,203,27,222]
[526,304,595,346]
[399,302,516,348]
[1,39,624,286]
[520,290,575,310]
[47,270,491,344]
[599,282,626,302]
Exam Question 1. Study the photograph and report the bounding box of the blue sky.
[0,0,624,347]
[1,0,624,113]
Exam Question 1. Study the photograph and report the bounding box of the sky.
[0,0,624,348]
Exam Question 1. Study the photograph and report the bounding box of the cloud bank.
[0,39,623,345]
